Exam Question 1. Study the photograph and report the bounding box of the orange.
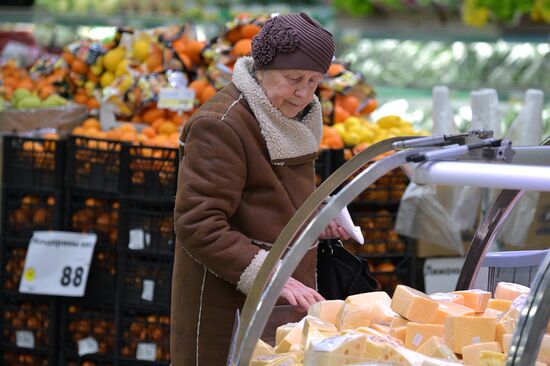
[232,38,252,57]
[172,38,188,53]
[74,93,88,105]
[240,24,261,39]
[141,126,157,138]
[333,105,350,123]
[119,131,137,142]
[71,59,88,75]
[186,40,205,64]
[188,79,209,98]
[142,108,166,124]
[158,121,178,136]
[177,52,193,70]
[327,63,345,78]
[117,123,136,134]
[146,51,162,73]
[82,118,101,131]
[105,129,122,140]
[62,51,75,64]
[151,118,166,132]
[337,94,360,115]
[17,79,33,91]
[226,26,243,43]
[86,97,100,110]
[72,126,87,136]
[39,85,56,100]
[200,85,217,104]
[360,98,378,115]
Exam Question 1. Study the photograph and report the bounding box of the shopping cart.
[472,249,550,294]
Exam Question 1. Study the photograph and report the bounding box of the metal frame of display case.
[227,134,550,366]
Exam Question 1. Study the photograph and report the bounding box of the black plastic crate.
[2,350,49,365]
[59,301,116,364]
[120,254,173,312]
[350,209,406,256]
[67,136,125,193]
[0,295,57,364]
[315,148,345,184]
[121,145,178,200]
[65,358,114,366]
[368,257,416,296]
[2,242,28,293]
[2,189,63,242]
[355,162,409,204]
[119,309,170,364]
[3,135,66,191]
[119,200,174,256]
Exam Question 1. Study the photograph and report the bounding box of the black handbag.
[317,239,380,300]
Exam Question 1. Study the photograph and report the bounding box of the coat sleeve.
[174,116,265,291]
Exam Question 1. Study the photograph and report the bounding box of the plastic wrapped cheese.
[494,282,530,301]
[337,292,391,330]
[307,300,344,327]
[303,333,367,366]
[301,317,337,349]
[252,339,275,359]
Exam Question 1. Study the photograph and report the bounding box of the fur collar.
[232,57,322,165]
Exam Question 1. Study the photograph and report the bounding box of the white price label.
[19,231,97,297]
[412,333,423,347]
[129,229,145,250]
[136,342,157,361]
[141,279,155,302]
[15,330,35,348]
[157,87,195,111]
[472,336,481,344]
[78,336,99,356]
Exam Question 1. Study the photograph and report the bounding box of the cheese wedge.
[303,333,367,366]
[276,320,305,353]
[462,342,502,366]
[416,336,458,361]
[405,323,445,351]
[433,301,475,324]
[391,285,439,324]
[379,344,428,365]
[430,292,465,305]
[253,339,275,359]
[301,317,337,349]
[389,326,407,343]
[494,282,529,301]
[307,300,344,327]
[444,316,496,354]
[451,290,491,313]
[276,323,299,348]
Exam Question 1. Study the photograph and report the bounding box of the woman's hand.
[319,219,351,240]
[280,277,325,312]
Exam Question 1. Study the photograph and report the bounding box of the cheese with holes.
[301,317,337,349]
[430,292,465,305]
[307,300,344,327]
[303,333,367,366]
[253,339,275,359]
[362,335,402,361]
[433,301,475,324]
[462,342,502,366]
[487,299,512,312]
[250,353,300,366]
[494,282,530,301]
[379,344,428,365]
[390,326,407,343]
[391,285,439,324]
[405,323,445,351]
[451,290,491,313]
[416,336,458,361]
[444,316,496,353]
[479,350,506,366]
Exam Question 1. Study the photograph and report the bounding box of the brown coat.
[171,81,319,366]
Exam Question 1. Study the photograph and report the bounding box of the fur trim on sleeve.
[237,249,269,295]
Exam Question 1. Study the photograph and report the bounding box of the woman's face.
[257,68,323,118]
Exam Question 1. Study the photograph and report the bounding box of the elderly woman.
[171,13,349,365]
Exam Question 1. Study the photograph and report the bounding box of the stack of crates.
[62,135,124,365]
[116,145,177,365]
[1,135,65,365]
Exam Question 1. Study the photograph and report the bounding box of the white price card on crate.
[136,342,157,361]
[15,330,35,348]
[141,279,155,302]
[157,87,195,111]
[78,336,99,356]
[19,231,97,297]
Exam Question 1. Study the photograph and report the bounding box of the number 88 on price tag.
[19,231,97,297]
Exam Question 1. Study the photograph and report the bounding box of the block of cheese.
[501,333,513,353]
[451,290,491,313]
[405,323,445,351]
[495,306,521,346]
[303,333,367,366]
[430,292,465,305]
[307,300,344,327]
[479,350,506,366]
[276,320,305,353]
[416,336,458,361]
[389,326,407,343]
[371,301,398,325]
[494,282,530,301]
[483,308,503,319]
[444,316,497,353]
[336,301,373,330]
[301,317,337,349]
[433,301,475,324]
[487,299,512,312]
[351,326,388,339]
[462,342,502,366]
[253,339,275,359]
[276,322,299,347]
[250,353,300,366]
[391,285,439,324]
[380,344,428,366]
[390,316,409,330]
[362,335,388,361]
[371,323,390,334]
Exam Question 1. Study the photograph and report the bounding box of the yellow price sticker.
[24,267,36,282]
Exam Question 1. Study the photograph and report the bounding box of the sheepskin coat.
[171,57,322,366]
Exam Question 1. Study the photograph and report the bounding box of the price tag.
[19,231,97,297]
[136,342,157,361]
[15,330,35,348]
[141,279,155,302]
[129,229,145,250]
[78,336,99,356]
[157,87,195,111]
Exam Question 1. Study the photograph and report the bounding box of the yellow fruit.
[358,128,374,143]
[376,115,402,129]
[115,59,129,77]
[132,39,150,62]
[103,47,126,73]
[344,116,362,129]
[84,80,96,95]
[118,74,133,92]
[100,72,115,88]
[333,123,346,137]
[90,59,103,76]
[342,131,360,146]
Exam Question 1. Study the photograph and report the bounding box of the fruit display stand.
[228,133,550,365]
